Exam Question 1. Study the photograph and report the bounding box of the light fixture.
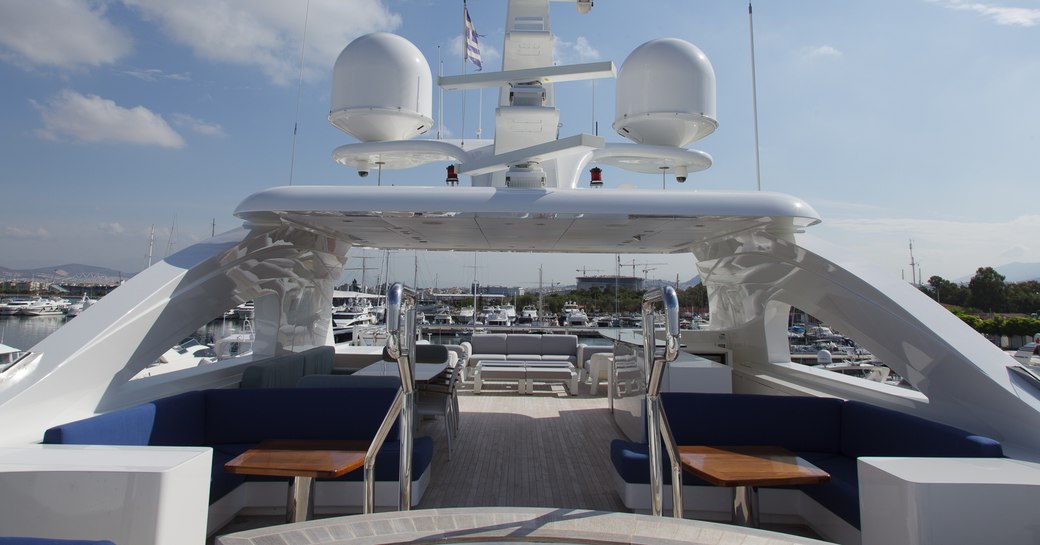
[589,167,603,188]
[446,164,459,186]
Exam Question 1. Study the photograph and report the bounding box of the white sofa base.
[611,469,859,545]
[208,467,431,535]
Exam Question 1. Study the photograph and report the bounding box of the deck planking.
[417,381,627,512]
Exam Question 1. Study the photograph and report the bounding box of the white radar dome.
[329,32,434,142]
[613,38,718,147]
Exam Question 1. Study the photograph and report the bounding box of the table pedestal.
[733,485,760,527]
[287,475,315,523]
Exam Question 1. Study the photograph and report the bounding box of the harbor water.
[0,314,247,352]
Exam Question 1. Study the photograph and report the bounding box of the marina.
[2,2,1040,545]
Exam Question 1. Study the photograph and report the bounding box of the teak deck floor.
[417,382,627,511]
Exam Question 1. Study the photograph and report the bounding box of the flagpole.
[460,0,467,146]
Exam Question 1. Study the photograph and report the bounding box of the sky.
[1,0,1038,291]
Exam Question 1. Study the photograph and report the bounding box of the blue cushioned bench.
[42,387,433,513]
[610,392,1003,530]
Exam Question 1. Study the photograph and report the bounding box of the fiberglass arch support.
[695,231,1040,454]
[0,225,348,445]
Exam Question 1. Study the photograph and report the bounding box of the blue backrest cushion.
[840,400,1003,458]
[43,403,158,446]
[203,387,398,445]
[43,390,207,446]
[147,390,207,445]
[661,392,844,453]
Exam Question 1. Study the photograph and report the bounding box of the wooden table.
[677,445,830,527]
[225,439,369,522]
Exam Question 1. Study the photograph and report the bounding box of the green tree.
[968,267,1007,312]
[925,275,969,306]
[1006,280,1040,314]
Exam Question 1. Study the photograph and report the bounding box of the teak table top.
[677,445,831,488]
[224,439,369,479]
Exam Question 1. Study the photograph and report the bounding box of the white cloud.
[804,45,843,59]
[32,90,185,148]
[554,36,600,64]
[928,0,1040,27]
[121,0,402,85]
[98,222,126,235]
[170,113,225,137]
[2,226,53,240]
[0,0,132,69]
[123,68,192,82]
[451,34,500,68]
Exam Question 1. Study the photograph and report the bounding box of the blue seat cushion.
[210,443,251,503]
[609,439,708,486]
[841,400,1004,458]
[797,451,861,529]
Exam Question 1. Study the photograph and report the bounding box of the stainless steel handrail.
[364,388,404,513]
[381,282,419,511]
[642,286,681,518]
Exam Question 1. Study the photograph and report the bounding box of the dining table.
[354,360,449,383]
[676,445,830,527]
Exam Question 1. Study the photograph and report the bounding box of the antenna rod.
[288,0,311,186]
[437,46,443,139]
[749,2,762,191]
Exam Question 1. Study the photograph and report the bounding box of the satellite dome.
[613,38,717,147]
[329,33,434,142]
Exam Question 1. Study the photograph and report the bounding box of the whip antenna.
[288,0,311,185]
[749,2,762,191]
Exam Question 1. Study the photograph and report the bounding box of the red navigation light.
[589,167,603,188]
[446,164,459,186]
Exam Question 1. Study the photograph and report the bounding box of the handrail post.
[385,282,417,511]
[363,389,403,513]
[642,286,681,517]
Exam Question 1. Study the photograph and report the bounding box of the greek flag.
[464,4,482,70]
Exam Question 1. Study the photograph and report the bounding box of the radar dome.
[613,38,717,147]
[329,33,434,142]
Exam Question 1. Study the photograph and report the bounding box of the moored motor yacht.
[517,304,538,324]
[14,296,69,316]
[1,2,1039,544]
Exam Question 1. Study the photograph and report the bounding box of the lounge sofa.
[610,392,1003,534]
[42,387,433,531]
[460,334,608,380]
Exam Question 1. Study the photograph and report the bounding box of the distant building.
[577,275,642,291]
[475,284,524,297]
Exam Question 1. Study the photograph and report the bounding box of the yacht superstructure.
[1,1,1039,544]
